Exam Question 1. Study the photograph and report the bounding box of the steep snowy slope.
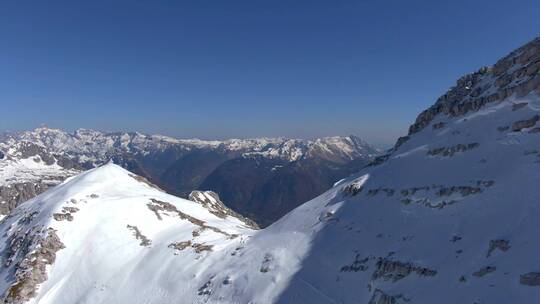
[181,37,540,303]
[192,37,540,303]
[0,164,256,304]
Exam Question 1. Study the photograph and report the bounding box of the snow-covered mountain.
[0,141,80,218]
[0,164,257,304]
[1,36,539,303]
[3,128,378,165]
[0,130,379,226]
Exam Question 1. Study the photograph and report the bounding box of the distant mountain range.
[0,129,380,226]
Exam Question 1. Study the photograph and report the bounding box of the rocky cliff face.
[396,37,540,149]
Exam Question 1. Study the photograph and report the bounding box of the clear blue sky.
[1,1,539,146]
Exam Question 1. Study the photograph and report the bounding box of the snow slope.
[0,164,255,304]
[192,36,540,303]
[1,37,540,303]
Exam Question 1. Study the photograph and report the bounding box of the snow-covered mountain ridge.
[0,130,379,226]
[0,164,256,304]
[2,128,378,164]
[1,36,540,303]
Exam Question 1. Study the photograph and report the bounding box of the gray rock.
[404,37,540,141]
[520,272,540,286]
[52,213,73,221]
[511,115,540,132]
[473,266,496,277]
[2,228,65,304]
[372,258,437,282]
[0,183,54,216]
[147,198,235,238]
[369,289,410,304]
[188,191,259,229]
[512,102,529,111]
[487,239,510,257]
[340,254,371,272]
[432,122,445,130]
[126,225,152,247]
[427,143,479,157]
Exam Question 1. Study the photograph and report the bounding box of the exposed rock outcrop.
[427,143,479,157]
[372,258,437,282]
[2,228,65,304]
[0,183,55,216]
[473,266,496,277]
[368,289,409,304]
[520,272,540,286]
[127,225,152,247]
[188,191,259,229]
[404,37,540,148]
[486,239,510,257]
[512,115,540,132]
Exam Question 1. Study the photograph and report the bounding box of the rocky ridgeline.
[188,191,259,229]
[396,37,540,149]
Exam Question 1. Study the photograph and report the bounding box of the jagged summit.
[398,36,540,148]
[4,127,378,163]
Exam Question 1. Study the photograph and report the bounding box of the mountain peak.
[391,36,540,152]
[0,164,256,303]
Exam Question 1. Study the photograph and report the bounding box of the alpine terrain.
[0,131,379,226]
[1,37,540,303]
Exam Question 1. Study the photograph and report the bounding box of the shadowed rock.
[520,272,540,286]
[512,115,540,132]
[487,239,510,257]
[2,228,65,304]
[473,266,496,277]
[372,258,437,282]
